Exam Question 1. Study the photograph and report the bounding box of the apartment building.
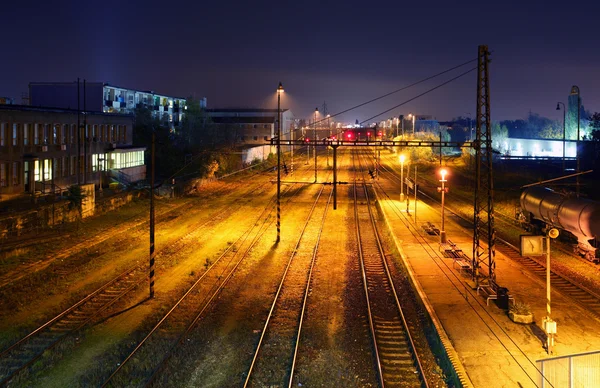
[29,82,204,129]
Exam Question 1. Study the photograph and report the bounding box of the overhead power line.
[311,56,479,127]
[360,66,477,125]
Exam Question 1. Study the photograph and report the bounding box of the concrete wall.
[0,189,141,240]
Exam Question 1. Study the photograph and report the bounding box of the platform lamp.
[276,82,284,243]
[399,154,406,202]
[437,168,449,243]
[544,228,559,355]
[556,102,566,173]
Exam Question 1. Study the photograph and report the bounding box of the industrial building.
[0,104,144,202]
[207,108,295,164]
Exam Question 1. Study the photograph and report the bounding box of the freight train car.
[518,186,600,262]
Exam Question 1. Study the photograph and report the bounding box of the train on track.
[518,186,600,262]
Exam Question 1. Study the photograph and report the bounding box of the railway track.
[243,183,332,387]
[0,174,280,385]
[101,164,328,387]
[354,150,428,387]
[0,164,280,291]
[101,184,288,387]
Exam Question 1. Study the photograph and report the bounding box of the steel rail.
[353,149,429,388]
[243,176,334,387]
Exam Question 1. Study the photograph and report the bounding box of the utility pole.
[77,78,81,186]
[149,131,155,298]
[277,82,284,243]
[83,80,87,184]
[314,107,318,182]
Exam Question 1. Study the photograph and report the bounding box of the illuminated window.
[24,124,30,145]
[12,124,18,146]
[43,159,52,181]
[34,160,41,182]
[92,154,98,172]
[53,124,59,144]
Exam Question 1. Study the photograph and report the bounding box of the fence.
[537,350,600,387]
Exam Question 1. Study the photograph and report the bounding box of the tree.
[589,112,600,141]
[491,122,509,153]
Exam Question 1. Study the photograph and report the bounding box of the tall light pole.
[438,168,448,243]
[573,85,581,198]
[544,228,559,354]
[327,114,331,167]
[409,113,416,135]
[556,102,566,173]
[276,82,284,243]
[399,154,406,202]
[314,107,318,182]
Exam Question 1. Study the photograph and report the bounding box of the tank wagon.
[519,186,600,262]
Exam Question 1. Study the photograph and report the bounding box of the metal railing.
[537,350,600,387]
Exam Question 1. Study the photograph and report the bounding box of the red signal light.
[347,133,352,139]
[305,137,310,142]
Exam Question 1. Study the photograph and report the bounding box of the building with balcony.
[29,82,205,129]
[0,104,145,201]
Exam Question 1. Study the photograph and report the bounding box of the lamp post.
[556,102,566,173]
[327,114,331,167]
[276,82,284,243]
[408,113,416,135]
[314,107,318,182]
[438,168,448,243]
[573,85,581,198]
[399,154,406,202]
[544,228,559,354]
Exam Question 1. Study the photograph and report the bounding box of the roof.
[29,81,189,101]
[206,108,289,113]
[0,104,133,118]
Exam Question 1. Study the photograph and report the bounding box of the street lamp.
[276,82,284,243]
[327,114,331,167]
[314,107,318,182]
[556,102,566,173]
[408,113,416,135]
[437,168,449,243]
[399,154,406,202]
[544,228,559,354]
[572,85,581,197]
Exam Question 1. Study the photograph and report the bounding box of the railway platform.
[376,195,600,388]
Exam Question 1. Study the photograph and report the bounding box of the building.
[0,104,144,201]
[0,97,14,105]
[29,82,204,128]
[206,108,295,164]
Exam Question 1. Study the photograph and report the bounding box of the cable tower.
[472,45,496,288]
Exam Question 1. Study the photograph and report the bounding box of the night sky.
[3,0,599,123]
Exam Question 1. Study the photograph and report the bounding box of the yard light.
[437,168,449,243]
[399,154,406,202]
[544,228,559,355]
